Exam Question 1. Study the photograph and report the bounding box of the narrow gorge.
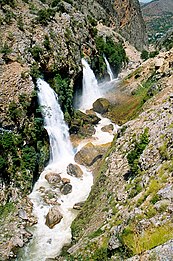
[0,0,173,260]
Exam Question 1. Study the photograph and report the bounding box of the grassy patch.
[121,222,173,255]
[0,202,16,219]
[107,78,156,124]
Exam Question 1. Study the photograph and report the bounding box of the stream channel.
[16,59,119,260]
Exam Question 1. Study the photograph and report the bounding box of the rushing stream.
[17,59,118,260]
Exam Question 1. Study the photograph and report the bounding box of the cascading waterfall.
[37,78,73,165]
[80,58,101,110]
[104,55,114,82]
[17,79,93,261]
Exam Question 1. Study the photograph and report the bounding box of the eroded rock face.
[93,98,110,114]
[45,172,61,185]
[45,206,63,229]
[74,142,106,166]
[67,163,83,178]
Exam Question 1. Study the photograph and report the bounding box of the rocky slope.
[59,48,173,260]
[0,0,147,259]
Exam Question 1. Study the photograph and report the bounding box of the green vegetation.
[127,128,149,177]
[93,36,127,78]
[121,222,173,256]
[141,50,159,61]
[0,92,49,194]
[0,42,12,58]
[17,15,24,31]
[0,0,16,7]
[52,74,74,119]
[107,75,157,124]
[141,49,149,60]
[0,202,16,219]
[36,8,56,25]
[29,45,44,61]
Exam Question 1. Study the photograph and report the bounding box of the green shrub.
[43,34,51,50]
[127,128,149,177]
[94,36,127,77]
[0,42,12,56]
[0,0,16,7]
[17,15,24,31]
[29,45,43,61]
[36,8,56,25]
[51,0,61,7]
[141,50,149,60]
[53,74,73,116]
[4,10,16,24]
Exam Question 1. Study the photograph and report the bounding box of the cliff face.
[97,0,147,50]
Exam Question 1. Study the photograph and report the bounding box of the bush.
[141,50,149,60]
[0,42,12,56]
[36,8,56,25]
[53,74,73,116]
[94,36,127,77]
[127,128,149,177]
[29,45,43,61]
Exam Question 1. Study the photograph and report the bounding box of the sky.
[140,0,152,2]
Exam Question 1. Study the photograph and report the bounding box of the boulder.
[101,124,114,133]
[93,98,110,114]
[60,183,72,195]
[62,178,70,184]
[45,172,61,184]
[67,163,83,178]
[69,110,100,136]
[74,142,106,166]
[45,206,63,229]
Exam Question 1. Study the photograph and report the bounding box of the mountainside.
[62,49,173,260]
[0,0,147,259]
[141,0,173,42]
[1,0,173,259]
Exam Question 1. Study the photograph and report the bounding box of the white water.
[18,79,93,261]
[80,58,102,110]
[104,55,114,82]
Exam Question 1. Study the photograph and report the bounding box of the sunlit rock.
[45,206,63,229]
[67,163,83,178]
[45,172,61,185]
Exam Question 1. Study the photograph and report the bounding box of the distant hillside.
[141,0,173,43]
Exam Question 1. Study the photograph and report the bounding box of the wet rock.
[101,124,114,133]
[62,178,70,184]
[45,172,61,185]
[45,206,63,229]
[60,183,72,195]
[74,142,106,166]
[73,201,85,210]
[93,98,110,114]
[67,163,83,178]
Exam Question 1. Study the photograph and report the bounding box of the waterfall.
[104,55,114,81]
[17,79,93,261]
[80,58,101,111]
[37,78,73,165]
